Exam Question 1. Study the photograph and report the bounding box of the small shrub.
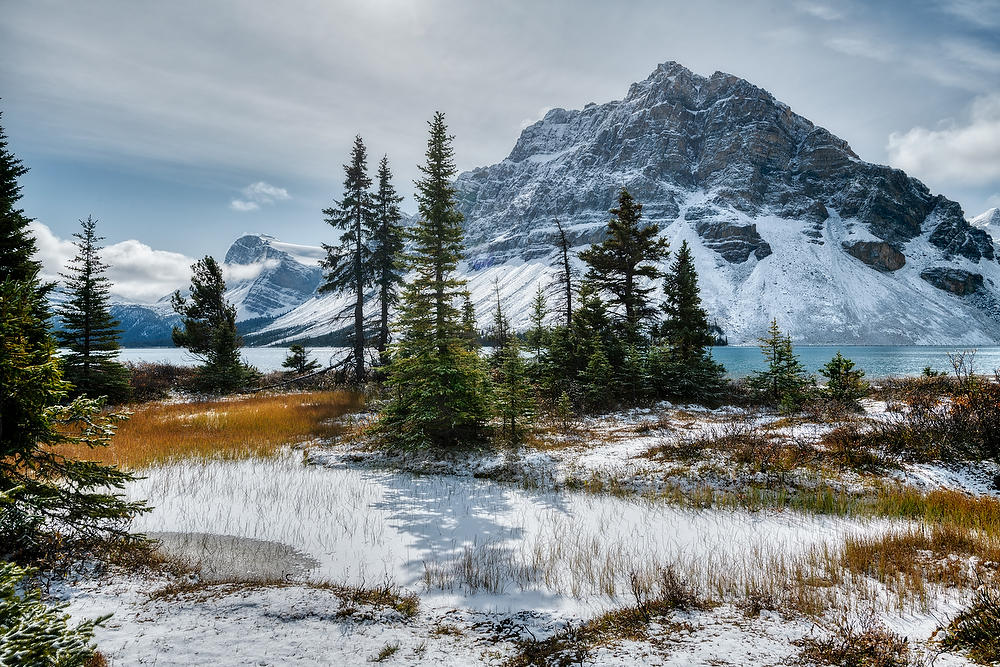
[796,614,911,666]
[125,361,196,402]
[938,584,1000,664]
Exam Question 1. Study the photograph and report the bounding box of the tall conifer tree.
[579,188,669,338]
[1,116,145,557]
[320,135,375,383]
[655,240,725,403]
[553,218,574,328]
[56,216,130,402]
[371,155,405,365]
[376,113,492,448]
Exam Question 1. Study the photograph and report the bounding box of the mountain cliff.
[112,62,1000,346]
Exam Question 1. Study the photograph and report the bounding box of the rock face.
[920,268,984,296]
[447,61,1000,344]
[842,241,905,272]
[222,235,323,320]
[456,62,992,266]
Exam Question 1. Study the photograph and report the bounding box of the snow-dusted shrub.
[0,561,108,666]
[939,584,1000,664]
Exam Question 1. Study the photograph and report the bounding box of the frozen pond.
[131,453,894,613]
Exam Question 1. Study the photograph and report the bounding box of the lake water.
[117,345,1000,378]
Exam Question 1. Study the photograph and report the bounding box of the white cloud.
[244,181,290,202]
[30,221,194,303]
[229,199,260,212]
[222,259,279,282]
[887,93,1000,186]
[30,222,287,303]
[230,181,290,212]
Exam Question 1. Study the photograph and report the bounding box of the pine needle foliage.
[55,216,130,403]
[371,155,405,365]
[0,561,107,666]
[171,256,256,393]
[320,135,376,382]
[375,113,492,449]
[579,188,669,338]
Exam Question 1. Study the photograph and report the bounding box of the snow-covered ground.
[58,401,997,665]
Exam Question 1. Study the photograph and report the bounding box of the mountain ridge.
[105,61,1000,346]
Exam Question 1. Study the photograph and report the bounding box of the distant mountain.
[111,62,1000,346]
[102,234,324,347]
[971,207,1000,243]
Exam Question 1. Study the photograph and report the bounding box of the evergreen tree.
[320,135,375,383]
[581,341,613,410]
[488,279,510,356]
[375,113,492,448]
[819,351,869,411]
[55,216,130,403]
[0,112,50,349]
[493,320,534,445]
[525,284,548,365]
[654,240,726,403]
[460,291,478,352]
[1,280,146,558]
[171,256,255,393]
[748,319,811,411]
[282,344,321,375]
[1,561,108,666]
[371,155,405,365]
[553,218,574,328]
[579,188,669,337]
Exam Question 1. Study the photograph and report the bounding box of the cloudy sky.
[2,0,998,301]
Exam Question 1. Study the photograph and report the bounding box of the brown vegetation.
[52,391,364,469]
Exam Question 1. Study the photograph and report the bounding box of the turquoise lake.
[709,345,1000,379]
[116,345,1000,379]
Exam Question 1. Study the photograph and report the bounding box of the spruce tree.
[579,188,669,337]
[371,155,405,365]
[0,112,50,349]
[55,216,130,403]
[553,218,574,328]
[655,240,726,403]
[526,284,548,365]
[494,334,534,445]
[748,318,811,411]
[282,344,321,375]
[819,351,868,411]
[489,279,510,356]
[375,113,492,448]
[171,256,255,393]
[320,135,375,383]
[0,117,144,560]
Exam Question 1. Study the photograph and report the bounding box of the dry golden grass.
[53,391,364,470]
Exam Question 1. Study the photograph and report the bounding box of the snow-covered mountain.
[971,207,1000,243]
[107,234,324,346]
[114,62,1000,346]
